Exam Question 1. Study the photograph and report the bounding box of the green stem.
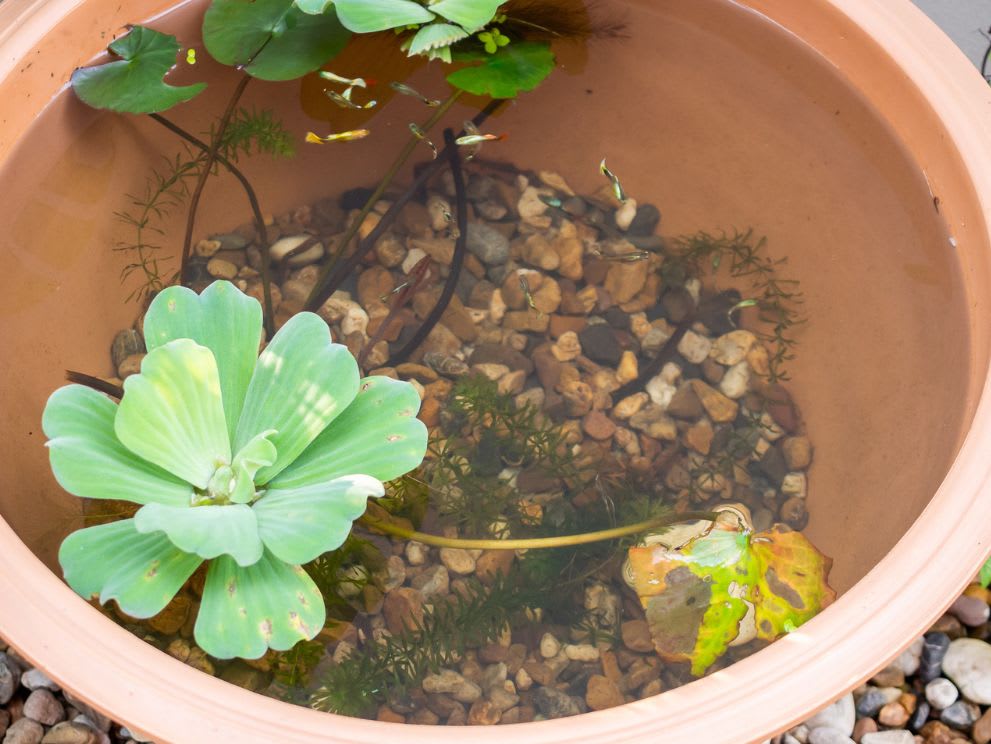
[305,89,464,310]
[358,511,718,551]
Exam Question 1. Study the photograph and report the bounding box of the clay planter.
[1,0,990,741]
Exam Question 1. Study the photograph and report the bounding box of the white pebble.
[645,375,676,408]
[925,677,959,710]
[614,198,638,231]
[402,247,427,274]
[804,692,855,736]
[540,633,561,659]
[942,638,991,704]
[677,330,713,364]
[781,472,808,498]
[405,541,427,566]
[563,644,599,662]
[340,304,369,337]
[719,361,751,399]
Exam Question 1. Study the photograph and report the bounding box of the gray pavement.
[913,0,991,71]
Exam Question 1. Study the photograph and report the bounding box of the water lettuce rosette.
[43,280,427,659]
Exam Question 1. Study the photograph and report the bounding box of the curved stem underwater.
[358,511,719,551]
[179,74,252,289]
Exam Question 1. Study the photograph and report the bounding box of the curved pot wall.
[0,1,989,742]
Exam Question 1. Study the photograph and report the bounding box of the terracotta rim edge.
[1,1,990,742]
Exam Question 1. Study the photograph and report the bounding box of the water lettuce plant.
[43,280,427,659]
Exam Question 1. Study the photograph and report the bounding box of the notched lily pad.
[447,41,555,98]
[628,514,834,676]
[71,25,205,114]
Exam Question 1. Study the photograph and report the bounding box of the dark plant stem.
[614,320,691,400]
[149,112,275,338]
[388,129,467,366]
[179,75,251,288]
[303,98,505,313]
[304,90,463,310]
[65,371,123,399]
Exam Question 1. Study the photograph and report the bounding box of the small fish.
[539,194,563,209]
[390,81,441,107]
[185,48,196,65]
[456,121,506,161]
[305,129,370,144]
[379,279,411,303]
[599,158,628,203]
[408,123,437,159]
[603,250,651,263]
[319,71,371,88]
[519,275,543,317]
[325,89,377,110]
[726,298,759,326]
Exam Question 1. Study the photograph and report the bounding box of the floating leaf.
[333,0,435,33]
[43,385,191,506]
[407,22,469,57]
[60,519,202,618]
[982,557,991,589]
[134,503,264,567]
[195,549,326,659]
[234,312,359,485]
[143,281,262,442]
[447,41,555,98]
[270,375,426,489]
[71,25,205,114]
[253,474,383,564]
[203,0,350,81]
[115,339,231,490]
[628,516,834,676]
[429,0,503,33]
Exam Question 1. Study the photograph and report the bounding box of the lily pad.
[627,515,834,676]
[195,549,326,659]
[407,22,469,57]
[203,0,350,81]
[71,25,205,114]
[429,0,503,33]
[332,0,435,33]
[447,41,555,98]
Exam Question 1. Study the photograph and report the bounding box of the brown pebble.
[779,497,808,530]
[117,353,145,379]
[376,705,406,723]
[781,436,812,470]
[582,410,617,441]
[549,315,588,338]
[41,721,101,744]
[621,619,654,653]
[877,701,909,727]
[383,587,425,635]
[852,716,878,741]
[476,550,515,584]
[23,689,65,726]
[585,675,625,711]
[409,707,440,725]
[467,700,501,725]
[974,707,991,744]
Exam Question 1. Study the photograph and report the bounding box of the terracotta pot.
[1,0,990,741]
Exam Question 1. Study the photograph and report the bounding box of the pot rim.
[2,1,991,742]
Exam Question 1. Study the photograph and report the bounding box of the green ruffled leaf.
[235,313,359,485]
[270,376,426,489]
[447,41,555,98]
[203,0,350,81]
[332,0,435,33]
[407,23,469,57]
[115,339,231,489]
[230,430,278,504]
[60,519,202,618]
[134,503,263,567]
[429,0,503,33]
[254,474,382,564]
[71,25,205,114]
[143,282,262,442]
[195,550,325,659]
[981,557,991,589]
[43,385,191,506]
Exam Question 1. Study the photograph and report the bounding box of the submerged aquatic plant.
[44,280,427,659]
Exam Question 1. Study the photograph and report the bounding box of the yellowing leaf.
[628,516,833,676]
